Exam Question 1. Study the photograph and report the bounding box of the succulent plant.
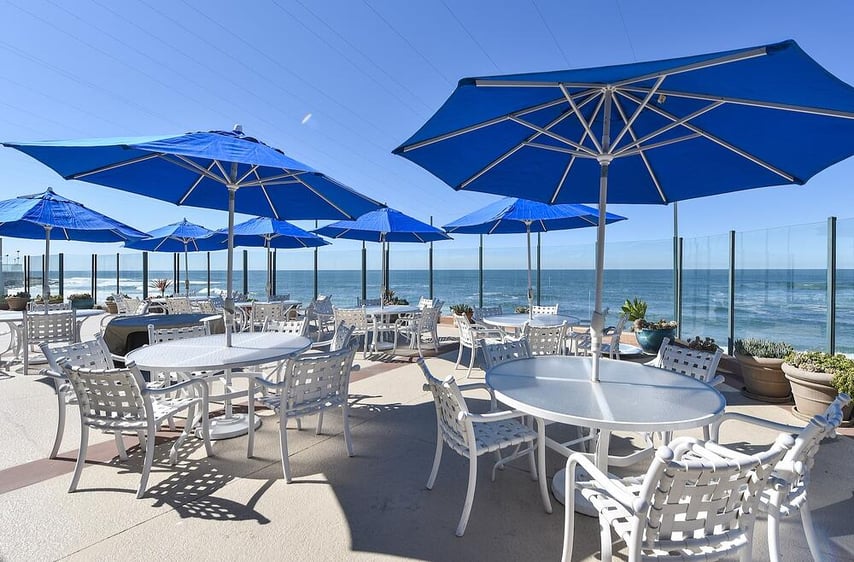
[620,297,648,322]
[784,350,854,395]
[734,338,793,359]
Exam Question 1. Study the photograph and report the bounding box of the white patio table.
[363,304,420,352]
[482,313,580,337]
[485,355,725,508]
[126,332,311,439]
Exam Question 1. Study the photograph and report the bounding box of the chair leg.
[454,344,463,370]
[536,420,552,514]
[68,424,89,493]
[426,427,443,489]
[114,431,128,461]
[247,384,256,458]
[599,515,613,561]
[456,453,478,536]
[169,404,196,465]
[316,411,324,435]
[466,345,476,378]
[342,404,354,457]
[800,500,824,562]
[280,412,293,483]
[137,423,157,499]
[50,387,66,459]
[767,509,781,562]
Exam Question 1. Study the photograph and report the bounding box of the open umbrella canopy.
[3,125,383,345]
[315,207,451,243]
[444,197,627,314]
[0,187,146,301]
[443,197,626,234]
[224,217,329,301]
[395,39,854,380]
[125,218,224,296]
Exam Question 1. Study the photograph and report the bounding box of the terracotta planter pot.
[735,353,792,402]
[105,301,118,314]
[782,362,851,422]
[6,296,28,311]
[0,299,8,311]
[70,297,94,310]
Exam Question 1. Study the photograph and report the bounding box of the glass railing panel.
[482,237,528,312]
[432,243,480,311]
[681,234,729,345]
[835,217,854,354]
[736,222,827,351]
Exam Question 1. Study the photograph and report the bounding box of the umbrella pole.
[43,226,51,314]
[266,239,272,301]
[225,185,236,347]
[380,238,387,303]
[591,92,614,382]
[184,246,190,297]
[526,222,533,319]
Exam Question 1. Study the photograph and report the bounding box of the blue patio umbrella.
[125,218,225,296]
[315,207,451,301]
[3,125,382,346]
[444,197,627,314]
[223,217,328,301]
[0,187,146,307]
[394,39,854,379]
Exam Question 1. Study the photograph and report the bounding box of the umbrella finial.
[233,124,243,134]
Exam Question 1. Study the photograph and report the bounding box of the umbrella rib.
[551,158,575,203]
[559,84,604,154]
[177,160,218,205]
[399,96,571,152]
[622,86,854,120]
[292,174,354,219]
[611,94,667,203]
[459,94,601,189]
[620,90,798,182]
[509,115,599,156]
[551,94,606,203]
[237,165,261,185]
[70,152,161,180]
[525,142,596,157]
[251,167,281,220]
[612,96,724,156]
[239,170,306,187]
[610,75,666,151]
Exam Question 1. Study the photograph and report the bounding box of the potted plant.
[149,278,172,297]
[6,291,30,311]
[782,351,854,423]
[515,305,529,314]
[0,294,8,311]
[382,289,409,306]
[34,294,64,305]
[68,293,95,310]
[620,297,648,331]
[634,318,678,354]
[734,338,794,402]
[450,303,473,322]
[104,295,119,314]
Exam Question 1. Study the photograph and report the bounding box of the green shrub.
[734,338,793,359]
[784,350,854,395]
[450,303,473,315]
[620,298,647,322]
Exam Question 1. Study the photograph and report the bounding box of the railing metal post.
[115,253,120,295]
[91,254,98,303]
[272,249,277,296]
[478,234,484,308]
[361,241,367,301]
[673,202,679,323]
[173,252,179,294]
[142,252,149,299]
[728,230,736,356]
[242,249,249,296]
[58,252,64,297]
[677,237,683,339]
[429,216,434,299]
[206,252,211,297]
[827,216,837,354]
[24,255,29,294]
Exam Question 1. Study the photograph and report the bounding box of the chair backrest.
[40,336,115,373]
[330,321,355,351]
[252,302,287,325]
[417,305,442,332]
[192,299,217,314]
[28,301,71,312]
[604,314,628,358]
[25,310,78,345]
[453,313,475,346]
[334,307,369,333]
[116,296,145,315]
[418,296,438,310]
[652,337,723,384]
[531,304,559,315]
[473,305,502,322]
[523,322,567,356]
[166,297,192,314]
[281,346,357,414]
[634,435,792,555]
[147,322,210,344]
[480,339,531,370]
[263,317,308,336]
[417,358,471,453]
[269,293,291,301]
[772,393,851,509]
[356,297,382,306]
[311,297,334,317]
[209,295,225,310]
[60,360,150,426]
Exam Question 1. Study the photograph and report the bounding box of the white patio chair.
[165,296,192,314]
[472,305,502,323]
[191,298,217,314]
[246,345,358,482]
[304,295,335,340]
[452,312,507,378]
[523,321,568,356]
[647,337,724,386]
[480,338,532,370]
[28,301,71,312]
[333,306,371,358]
[393,304,442,355]
[418,358,550,536]
[710,392,851,562]
[310,321,355,354]
[417,296,439,309]
[60,359,212,498]
[250,302,288,331]
[570,314,627,359]
[22,309,78,375]
[262,316,309,337]
[562,434,794,562]
[531,304,559,315]
[40,337,116,459]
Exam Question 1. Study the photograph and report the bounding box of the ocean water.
[17,267,854,353]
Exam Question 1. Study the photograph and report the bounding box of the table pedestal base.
[198,413,261,440]
[552,467,597,517]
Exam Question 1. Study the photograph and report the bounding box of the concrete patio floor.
[1,315,853,561]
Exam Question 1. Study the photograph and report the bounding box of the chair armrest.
[710,411,802,441]
[145,377,209,401]
[457,382,497,409]
[39,368,67,381]
[462,409,527,424]
[566,452,641,512]
[471,326,506,339]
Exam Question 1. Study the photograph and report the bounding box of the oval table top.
[486,355,725,433]
[126,332,311,372]
[481,313,580,329]
[0,308,103,322]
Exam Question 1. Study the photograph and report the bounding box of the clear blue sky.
[1,0,852,268]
